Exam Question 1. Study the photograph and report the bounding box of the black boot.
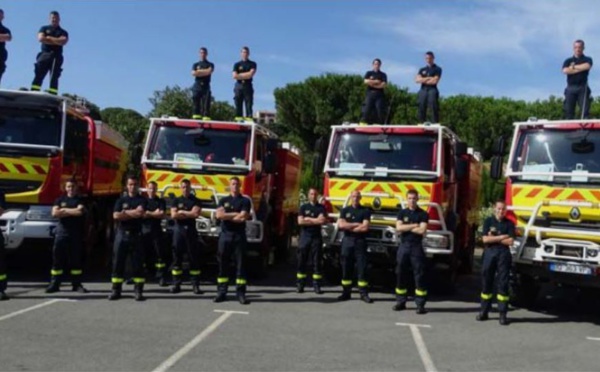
[477,301,491,321]
[134,283,145,302]
[158,276,168,287]
[192,281,204,295]
[416,305,428,315]
[170,277,182,294]
[108,283,122,301]
[337,286,352,301]
[313,281,324,295]
[360,289,374,304]
[45,279,61,293]
[213,284,228,303]
[393,296,407,311]
[499,312,509,326]
[0,291,9,301]
[296,279,305,294]
[237,285,250,305]
[72,282,89,293]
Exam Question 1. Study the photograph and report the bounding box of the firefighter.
[31,11,69,95]
[109,175,147,301]
[337,190,373,303]
[142,181,168,287]
[360,58,387,125]
[214,176,251,305]
[232,46,257,121]
[170,179,203,295]
[0,190,8,300]
[296,187,327,294]
[415,51,442,123]
[478,199,515,326]
[394,189,429,314]
[46,179,88,294]
[191,47,214,120]
[563,39,593,119]
[0,9,12,86]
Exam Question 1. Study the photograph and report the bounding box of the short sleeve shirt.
[397,207,429,245]
[39,25,68,54]
[192,60,215,85]
[563,55,593,86]
[218,194,251,234]
[418,64,442,88]
[340,206,371,238]
[114,194,146,231]
[482,216,515,249]
[0,23,11,52]
[299,202,327,237]
[172,194,201,228]
[364,70,388,91]
[233,59,257,84]
[142,196,166,233]
[53,195,85,235]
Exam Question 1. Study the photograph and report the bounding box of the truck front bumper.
[0,210,57,249]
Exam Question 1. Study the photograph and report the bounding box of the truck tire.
[275,216,294,264]
[511,273,540,308]
[322,249,341,285]
[246,249,269,280]
[459,225,476,275]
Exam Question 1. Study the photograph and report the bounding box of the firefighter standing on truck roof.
[0,9,13,87]
[191,47,214,120]
[31,11,68,95]
[109,175,147,301]
[0,190,8,300]
[478,199,515,326]
[394,189,429,314]
[232,46,257,122]
[337,190,374,303]
[46,179,88,294]
[214,176,251,305]
[170,179,204,295]
[415,51,442,123]
[296,187,327,295]
[360,58,387,125]
[562,39,593,119]
[142,181,168,287]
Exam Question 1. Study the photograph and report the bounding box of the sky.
[1,0,599,116]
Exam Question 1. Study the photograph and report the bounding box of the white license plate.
[368,245,388,254]
[549,263,593,275]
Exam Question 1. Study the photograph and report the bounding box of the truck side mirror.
[134,130,145,144]
[493,136,507,156]
[264,152,277,174]
[455,158,468,180]
[131,146,142,165]
[454,141,468,157]
[490,156,503,180]
[312,154,324,176]
[266,138,279,152]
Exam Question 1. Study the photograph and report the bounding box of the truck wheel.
[511,273,540,308]
[247,253,269,279]
[323,250,341,285]
[459,225,476,275]
[432,255,458,295]
[275,217,294,264]
[83,203,99,268]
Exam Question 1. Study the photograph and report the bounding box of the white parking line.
[0,299,77,323]
[396,322,437,372]
[152,309,249,372]
[586,337,600,341]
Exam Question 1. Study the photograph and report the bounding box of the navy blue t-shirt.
[563,55,593,86]
[172,194,201,228]
[233,59,257,84]
[418,64,442,88]
[142,196,166,233]
[218,194,251,234]
[397,207,429,245]
[482,216,515,249]
[53,195,85,235]
[299,202,327,237]
[0,23,11,52]
[364,70,388,92]
[38,25,68,54]
[192,60,215,86]
[340,206,371,238]
[114,194,146,231]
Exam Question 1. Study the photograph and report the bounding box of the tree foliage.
[148,85,235,120]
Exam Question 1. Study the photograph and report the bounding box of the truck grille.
[0,180,43,194]
[550,219,600,231]
[555,245,584,258]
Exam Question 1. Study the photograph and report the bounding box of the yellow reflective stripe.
[0,274,6,281]
[47,88,58,93]
[296,273,307,279]
[217,277,229,284]
[202,117,211,120]
[481,293,493,300]
[341,280,353,286]
[312,274,323,280]
[155,263,166,268]
[31,85,41,90]
[236,278,247,285]
[189,270,201,276]
[357,280,368,288]
[497,294,510,302]
[395,288,407,295]
[133,277,145,284]
[192,115,202,119]
[415,289,428,297]
[70,270,82,275]
[172,270,183,276]
[51,269,63,276]
[112,277,124,284]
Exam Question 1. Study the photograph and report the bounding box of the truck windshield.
[328,132,437,177]
[511,129,600,182]
[147,126,250,169]
[0,107,61,147]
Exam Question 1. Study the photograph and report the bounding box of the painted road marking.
[152,309,249,372]
[586,337,600,341]
[0,299,77,323]
[396,322,437,372]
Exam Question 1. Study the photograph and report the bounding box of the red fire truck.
[313,123,482,288]
[139,117,301,275]
[0,90,129,254]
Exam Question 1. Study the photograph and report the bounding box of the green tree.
[148,85,235,120]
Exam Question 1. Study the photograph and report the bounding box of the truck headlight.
[423,235,449,249]
[588,248,599,258]
[26,206,55,221]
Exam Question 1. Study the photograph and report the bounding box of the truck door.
[63,114,90,193]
